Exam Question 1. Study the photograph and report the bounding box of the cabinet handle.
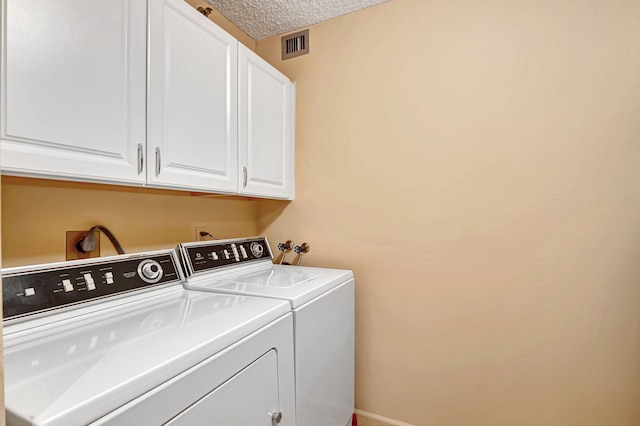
[137,144,144,175]
[243,166,248,188]
[155,147,161,176]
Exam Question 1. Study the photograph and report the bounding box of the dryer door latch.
[270,411,283,425]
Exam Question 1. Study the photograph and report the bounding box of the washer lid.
[185,265,354,308]
[3,289,289,426]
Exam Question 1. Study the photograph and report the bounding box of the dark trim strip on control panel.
[2,250,183,321]
[179,237,273,277]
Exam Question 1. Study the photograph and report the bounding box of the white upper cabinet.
[1,0,147,184]
[147,0,238,193]
[1,1,295,199]
[238,44,295,200]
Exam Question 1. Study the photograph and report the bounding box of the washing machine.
[2,248,295,426]
[178,236,355,426]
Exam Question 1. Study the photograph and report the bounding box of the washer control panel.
[2,251,181,321]
[180,237,272,276]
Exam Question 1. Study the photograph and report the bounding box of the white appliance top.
[180,237,354,308]
[2,251,290,426]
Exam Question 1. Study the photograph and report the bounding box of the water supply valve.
[277,240,294,265]
[294,243,310,266]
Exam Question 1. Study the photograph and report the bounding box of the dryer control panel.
[2,251,182,321]
[179,237,273,276]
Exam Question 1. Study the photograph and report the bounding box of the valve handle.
[294,243,310,266]
[294,243,310,254]
[278,240,294,252]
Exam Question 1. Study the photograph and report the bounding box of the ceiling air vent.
[281,29,309,60]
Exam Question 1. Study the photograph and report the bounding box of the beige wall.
[1,177,259,266]
[256,0,640,425]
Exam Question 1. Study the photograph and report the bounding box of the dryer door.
[167,349,281,426]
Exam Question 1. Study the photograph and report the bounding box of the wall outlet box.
[195,226,208,241]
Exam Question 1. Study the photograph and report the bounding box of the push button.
[84,273,96,291]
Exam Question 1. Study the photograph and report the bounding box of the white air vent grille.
[281,29,309,60]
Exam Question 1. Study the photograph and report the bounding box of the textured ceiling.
[204,0,389,40]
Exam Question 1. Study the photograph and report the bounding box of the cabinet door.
[1,0,146,184]
[148,0,238,193]
[238,44,295,200]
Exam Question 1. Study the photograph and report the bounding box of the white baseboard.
[354,409,416,426]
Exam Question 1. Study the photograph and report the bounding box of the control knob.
[138,259,163,283]
[250,242,264,258]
